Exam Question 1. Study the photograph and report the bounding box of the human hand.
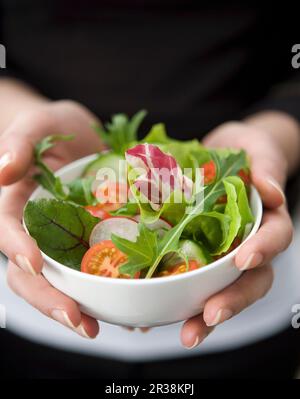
[0,100,102,338]
[181,119,294,348]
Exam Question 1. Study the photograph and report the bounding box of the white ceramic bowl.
[25,154,263,327]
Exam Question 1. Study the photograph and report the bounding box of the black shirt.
[0,1,299,206]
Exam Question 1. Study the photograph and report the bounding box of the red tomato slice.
[202,160,216,185]
[202,161,251,187]
[81,240,140,279]
[157,260,199,277]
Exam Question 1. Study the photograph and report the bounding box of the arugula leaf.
[34,135,73,200]
[24,199,99,269]
[111,224,158,277]
[35,134,74,160]
[93,110,147,154]
[34,135,99,206]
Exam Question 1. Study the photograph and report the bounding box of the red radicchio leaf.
[126,144,193,210]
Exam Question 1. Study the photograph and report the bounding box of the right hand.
[0,100,103,338]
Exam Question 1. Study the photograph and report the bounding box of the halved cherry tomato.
[85,202,125,219]
[81,240,140,279]
[202,160,251,187]
[81,240,126,277]
[85,204,111,219]
[238,169,251,186]
[202,160,216,185]
[157,260,199,277]
[94,182,128,205]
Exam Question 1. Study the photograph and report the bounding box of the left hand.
[180,120,294,348]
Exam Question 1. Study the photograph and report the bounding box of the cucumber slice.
[82,152,125,181]
[161,239,212,269]
[179,239,212,264]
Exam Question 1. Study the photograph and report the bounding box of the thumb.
[0,111,53,186]
[250,152,286,209]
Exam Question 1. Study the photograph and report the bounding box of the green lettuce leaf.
[184,211,231,252]
[66,177,96,206]
[213,179,241,255]
[144,124,210,172]
[161,140,209,172]
[143,123,170,144]
[225,176,254,238]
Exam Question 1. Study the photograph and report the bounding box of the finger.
[181,314,215,349]
[7,262,99,338]
[250,152,286,209]
[203,265,274,327]
[0,109,54,186]
[0,184,44,275]
[235,206,293,271]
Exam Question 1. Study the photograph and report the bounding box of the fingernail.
[75,323,92,339]
[51,310,92,338]
[240,252,264,271]
[185,328,215,349]
[51,309,76,329]
[267,178,285,202]
[186,335,200,349]
[206,309,233,327]
[0,152,12,174]
[15,254,37,276]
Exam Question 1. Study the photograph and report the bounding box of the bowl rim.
[24,153,263,286]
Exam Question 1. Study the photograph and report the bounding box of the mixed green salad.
[24,111,254,279]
